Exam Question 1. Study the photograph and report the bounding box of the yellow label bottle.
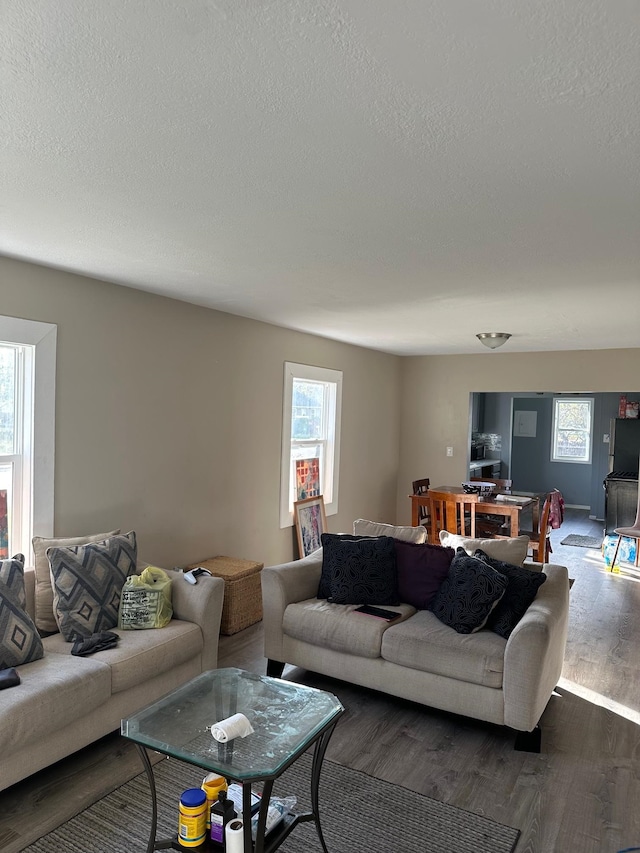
[178,788,207,848]
[202,774,228,832]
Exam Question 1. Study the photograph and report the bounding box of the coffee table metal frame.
[121,668,344,853]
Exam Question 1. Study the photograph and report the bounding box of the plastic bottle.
[178,787,207,848]
[202,773,228,832]
[210,789,236,846]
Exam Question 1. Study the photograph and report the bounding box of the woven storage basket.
[186,556,263,635]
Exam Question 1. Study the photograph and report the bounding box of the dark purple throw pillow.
[395,541,455,609]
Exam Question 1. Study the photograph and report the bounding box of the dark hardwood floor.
[2,509,639,853]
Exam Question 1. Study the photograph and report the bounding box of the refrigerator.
[608,418,640,474]
[604,419,640,534]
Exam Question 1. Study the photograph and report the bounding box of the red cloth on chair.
[549,489,564,529]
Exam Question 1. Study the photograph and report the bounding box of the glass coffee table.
[121,667,344,853]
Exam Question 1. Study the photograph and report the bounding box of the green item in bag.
[118,565,173,629]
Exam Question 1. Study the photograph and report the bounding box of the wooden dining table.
[410,486,540,537]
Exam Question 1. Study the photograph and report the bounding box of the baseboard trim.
[564,504,590,510]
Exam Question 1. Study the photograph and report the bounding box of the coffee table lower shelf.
[149,812,315,852]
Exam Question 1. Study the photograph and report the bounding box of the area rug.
[560,534,602,548]
[24,752,520,853]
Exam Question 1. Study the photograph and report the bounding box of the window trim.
[280,362,342,528]
[551,396,594,465]
[0,315,56,556]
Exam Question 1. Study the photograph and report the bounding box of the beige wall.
[1,256,401,568]
[397,350,640,523]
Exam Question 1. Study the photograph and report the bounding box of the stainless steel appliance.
[609,418,640,473]
[604,418,640,534]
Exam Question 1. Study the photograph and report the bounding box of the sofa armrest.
[164,569,225,671]
[503,562,570,731]
[261,550,323,664]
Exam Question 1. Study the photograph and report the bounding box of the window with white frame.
[551,397,594,464]
[279,362,342,527]
[0,316,56,558]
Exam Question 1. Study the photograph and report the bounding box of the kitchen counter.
[469,459,501,476]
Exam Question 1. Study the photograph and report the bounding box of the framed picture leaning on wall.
[293,495,327,558]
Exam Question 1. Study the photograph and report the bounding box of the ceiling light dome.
[476,332,512,350]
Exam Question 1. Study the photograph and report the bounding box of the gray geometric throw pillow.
[0,553,45,669]
[0,553,27,610]
[48,531,137,641]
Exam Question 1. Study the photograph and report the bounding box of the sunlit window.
[280,363,342,527]
[551,397,593,464]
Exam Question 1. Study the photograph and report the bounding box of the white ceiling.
[2,1,639,355]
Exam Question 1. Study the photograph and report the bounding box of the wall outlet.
[446,446,454,457]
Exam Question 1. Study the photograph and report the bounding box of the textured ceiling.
[2,1,639,355]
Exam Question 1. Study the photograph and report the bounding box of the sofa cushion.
[0,652,111,755]
[0,554,44,669]
[32,528,121,633]
[395,541,454,609]
[321,534,399,605]
[381,609,507,688]
[48,531,137,641]
[353,519,428,544]
[43,618,203,693]
[439,532,530,566]
[474,550,547,639]
[429,549,508,634]
[283,598,415,659]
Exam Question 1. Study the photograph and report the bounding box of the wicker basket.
[186,556,264,635]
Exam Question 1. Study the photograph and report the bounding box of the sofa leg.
[514,725,541,753]
[267,659,285,678]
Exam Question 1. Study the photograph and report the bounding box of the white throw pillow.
[353,519,428,544]
[438,531,530,566]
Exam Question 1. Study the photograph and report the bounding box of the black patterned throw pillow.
[317,534,375,599]
[0,553,44,669]
[428,548,508,634]
[473,549,547,639]
[48,531,138,641]
[320,534,399,606]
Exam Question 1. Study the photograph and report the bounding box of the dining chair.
[469,477,513,493]
[412,478,430,529]
[521,494,553,564]
[469,477,514,536]
[427,489,479,545]
[609,478,640,570]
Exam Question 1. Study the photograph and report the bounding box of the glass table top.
[121,668,344,781]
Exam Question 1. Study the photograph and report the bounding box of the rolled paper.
[211,712,255,742]
[225,819,244,853]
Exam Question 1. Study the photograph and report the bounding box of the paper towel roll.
[225,819,244,853]
[211,712,255,742]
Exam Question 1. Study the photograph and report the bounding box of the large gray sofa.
[262,537,570,747]
[1,563,224,792]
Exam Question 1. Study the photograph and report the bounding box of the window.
[0,315,56,558]
[280,362,342,527]
[551,397,594,464]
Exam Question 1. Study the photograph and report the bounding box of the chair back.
[412,478,430,525]
[469,477,513,493]
[427,489,479,545]
[529,494,553,563]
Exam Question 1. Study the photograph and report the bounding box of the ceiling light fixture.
[476,332,512,350]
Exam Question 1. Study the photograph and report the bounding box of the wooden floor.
[2,509,639,853]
